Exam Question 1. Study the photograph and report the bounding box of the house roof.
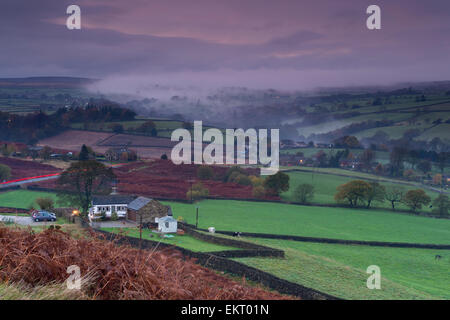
[92,195,135,206]
[158,216,177,223]
[128,196,153,211]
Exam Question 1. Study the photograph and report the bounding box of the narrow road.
[0,214,54,226]
[0,163,126,189]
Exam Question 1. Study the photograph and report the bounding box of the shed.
[127,196,173,226]
[157,216,178,233]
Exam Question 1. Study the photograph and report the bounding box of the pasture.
[234,239,449,300]
[281,169,443,211]
[0,190,59,209]
[163,199,450,245]
[102,227,240,252]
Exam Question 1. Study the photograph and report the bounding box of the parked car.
[32,210,56,222]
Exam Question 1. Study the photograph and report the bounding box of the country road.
[0,214,53,226]
[0,163,126,189]
[0,174,60,189]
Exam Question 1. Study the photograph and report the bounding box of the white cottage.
[157,216,178,233]
[90,195,135,219]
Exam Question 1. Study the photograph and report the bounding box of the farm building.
[105,146,137,162]
[127,196,173,226]
[90,195,135,219]
[157,216,178,233]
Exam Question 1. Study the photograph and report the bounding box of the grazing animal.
[435,255,442,260]
[232,232,242,237]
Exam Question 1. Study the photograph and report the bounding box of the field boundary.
[182,225,284,258]
[93,228,340,300]
[198,229,450,250]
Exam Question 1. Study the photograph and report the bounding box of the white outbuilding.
[157,216,178,233]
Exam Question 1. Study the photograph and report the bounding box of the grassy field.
[1,189,448,245]
[1,189,448,300]
[162,199,450,245]
[0,190,59,209]
[281,169,443,211]
[102,227,240,252]
[234,239,449,300]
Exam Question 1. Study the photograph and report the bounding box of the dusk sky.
[1,0,450,90]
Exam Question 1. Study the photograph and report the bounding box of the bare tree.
[384,186,405,210]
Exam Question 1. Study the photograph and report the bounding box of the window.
[165,222,169,228]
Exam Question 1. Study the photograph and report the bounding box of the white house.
[89,195,135,220]
[157,216,178,233]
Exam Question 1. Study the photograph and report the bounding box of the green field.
[234,239,449,300]
[2,190,448,245]
[162,199,450,245]
[0,190,59,209]
[1,189,449,299]
[102,227,240,252]
[281,169,443,211]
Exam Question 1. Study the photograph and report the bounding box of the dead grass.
[0,225,292,300]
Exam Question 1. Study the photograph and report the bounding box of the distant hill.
[0,77,98,88]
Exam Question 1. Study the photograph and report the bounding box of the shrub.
[35,197,54,211]
[252,186,266,199]
[197,165,214,180]
[249,175,264,187]
[403,189,431,212]
[230,174,252,186]
[0,164,11,182]
[186,182,209,202]
[263,172,290,196]
[293,184,315,204]
[224,166,246,182]
[432,194,450,217]
[110,210,118,221]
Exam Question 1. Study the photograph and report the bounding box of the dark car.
[32,210,56,222]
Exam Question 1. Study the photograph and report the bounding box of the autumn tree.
[403,189,431,212]
[384,186,405,210]
[57,160,116,217]
[334,180,371,207]
[365,182,386,208]
[433,174,442,186]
